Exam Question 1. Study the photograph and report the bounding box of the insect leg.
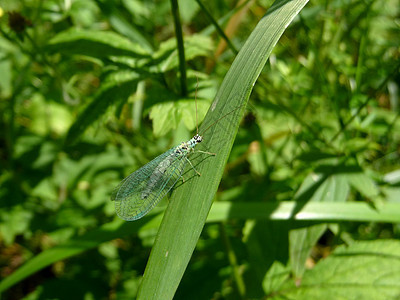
[185,157,201,176]
[196,150,216,156]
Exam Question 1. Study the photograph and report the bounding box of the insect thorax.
[174,134,203,156]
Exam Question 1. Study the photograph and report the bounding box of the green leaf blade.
[137,1,310,299]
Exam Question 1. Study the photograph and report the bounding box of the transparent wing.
[111,147,188,221]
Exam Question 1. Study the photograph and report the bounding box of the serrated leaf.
[154,34,214,72]
[149,99,210,137]
[282,240,400,300]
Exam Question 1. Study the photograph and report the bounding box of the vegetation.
[0,0,399,299]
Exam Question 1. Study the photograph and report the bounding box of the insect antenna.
[195,77,199,134]
[199,104,244,136]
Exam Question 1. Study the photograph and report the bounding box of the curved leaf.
[137,0,310,299]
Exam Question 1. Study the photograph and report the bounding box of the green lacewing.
[111,94,239,221]
[111,133,209,220]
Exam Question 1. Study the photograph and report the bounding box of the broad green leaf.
[262,261,291,295]
[149,99,210,137]
[47,29,150,58]
[154,34,214,72]
[282,240,400,300]
[289,224,327,279]
[295,172,350,203]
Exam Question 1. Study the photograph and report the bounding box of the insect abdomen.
[141,154,175,199]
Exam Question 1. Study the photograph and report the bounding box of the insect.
[111,89,240,221]
[111,130,212,221]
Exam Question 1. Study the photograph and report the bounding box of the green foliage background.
[0,0,399,299]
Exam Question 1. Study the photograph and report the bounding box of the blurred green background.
[0,0,400,299]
